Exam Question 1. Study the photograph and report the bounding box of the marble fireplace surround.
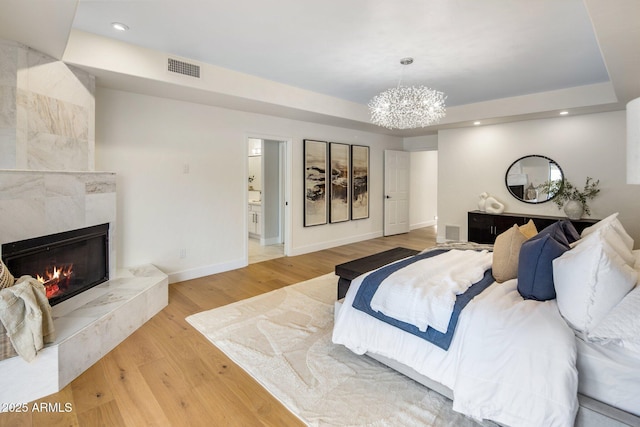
[0,170,118,278]
[0,170,169,405]
[0,40,168,406]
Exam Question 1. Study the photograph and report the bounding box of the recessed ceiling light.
[559,111,569,115]
[111,22,129,31]
[473,121,481,125]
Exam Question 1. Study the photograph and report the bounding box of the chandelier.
[368,58,446,130]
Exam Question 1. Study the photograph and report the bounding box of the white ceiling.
[71,0,609,107]
[1,0,639,136]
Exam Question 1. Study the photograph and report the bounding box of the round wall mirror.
[505,155,563,204]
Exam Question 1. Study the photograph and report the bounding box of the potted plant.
[538,177,600,219]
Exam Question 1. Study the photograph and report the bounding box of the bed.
[332,214,640,427]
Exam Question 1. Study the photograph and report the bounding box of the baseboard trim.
[289,231,383,256]
[168,258,246,284]
[410,220,436,230]
[261,236,282,246]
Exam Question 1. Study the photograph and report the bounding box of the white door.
[384,150,410,236]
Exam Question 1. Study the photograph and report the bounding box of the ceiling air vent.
[168,58,200,78]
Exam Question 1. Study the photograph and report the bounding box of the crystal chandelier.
[368,58,446,130]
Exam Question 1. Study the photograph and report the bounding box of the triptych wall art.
[303,139,369,227]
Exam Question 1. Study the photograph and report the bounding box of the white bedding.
[370,249,492,333]
[451,279,578,426]
[576,336,640,417]
[332,273,579,427]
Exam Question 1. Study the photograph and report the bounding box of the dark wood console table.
[468,210,599,244]
[334,247,420,300]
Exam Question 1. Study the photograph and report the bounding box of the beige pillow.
[0,260,15,290]
[493,225,529,283]
[519,219,538,239]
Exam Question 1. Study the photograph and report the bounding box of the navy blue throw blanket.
[352,249,495,351]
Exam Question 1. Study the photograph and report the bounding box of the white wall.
[404,134,438,152]
[95,88,403,282]
[437,111,640,247]
[410,151,438,229]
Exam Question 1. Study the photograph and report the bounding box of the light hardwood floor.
[1,227,436,427]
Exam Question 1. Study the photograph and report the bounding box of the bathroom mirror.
[505,155,563,204]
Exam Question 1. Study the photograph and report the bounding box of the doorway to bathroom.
[247,137,288,264]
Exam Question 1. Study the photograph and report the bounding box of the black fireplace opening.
[1,224,109,306]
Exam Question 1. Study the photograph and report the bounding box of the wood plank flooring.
[0,227,436,427]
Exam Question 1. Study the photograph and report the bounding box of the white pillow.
[634,249,640,269]
[581,212,618,233]
[572,225,636,267]
[588,285,640,354]
[581,212,634,251]
[553,237,638,333]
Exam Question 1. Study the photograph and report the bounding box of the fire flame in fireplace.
[37,265,73,299]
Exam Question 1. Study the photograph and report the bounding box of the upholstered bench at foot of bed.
[335,247,420,300]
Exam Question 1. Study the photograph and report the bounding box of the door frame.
[245,133,292,263]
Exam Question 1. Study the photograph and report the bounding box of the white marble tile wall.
[22,46,95,109]
[0,41,18,168]
[0,39,95,171]
[0,42,18,87]
[0,129,16,169]
[0,86,16,128]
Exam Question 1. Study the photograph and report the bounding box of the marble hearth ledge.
[0,264,168,407]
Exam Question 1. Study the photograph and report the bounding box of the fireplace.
[1,224,109,306]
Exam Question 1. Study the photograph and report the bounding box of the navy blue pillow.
[533,220,579,247]
[533,221,568,246]
[517,234,568,301]
[558,220,580,244]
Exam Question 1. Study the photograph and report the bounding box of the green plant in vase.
[538,177,600,219]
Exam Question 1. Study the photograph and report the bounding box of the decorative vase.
[563,200,584,220]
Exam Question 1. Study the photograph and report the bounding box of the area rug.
[186,273,486,427]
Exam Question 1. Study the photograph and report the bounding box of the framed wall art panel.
[351,144,369,220]
[329,142,350,223]
[303,139,328,227]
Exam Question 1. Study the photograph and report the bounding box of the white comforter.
[370,249,492,333]
[332,274,579,427]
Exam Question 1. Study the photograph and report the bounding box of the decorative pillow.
[534,221,576,247]
[581,212,634,251]
[557,220,581,244]
[519,219,538,239]
[634,249,640,269]
[582,212,618,233]
[493,225,528,283]
[553,237,638,333]
[588,285,640,354]
[0,260,14,290]
[517,234,568,301]
[572,225,636,267]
